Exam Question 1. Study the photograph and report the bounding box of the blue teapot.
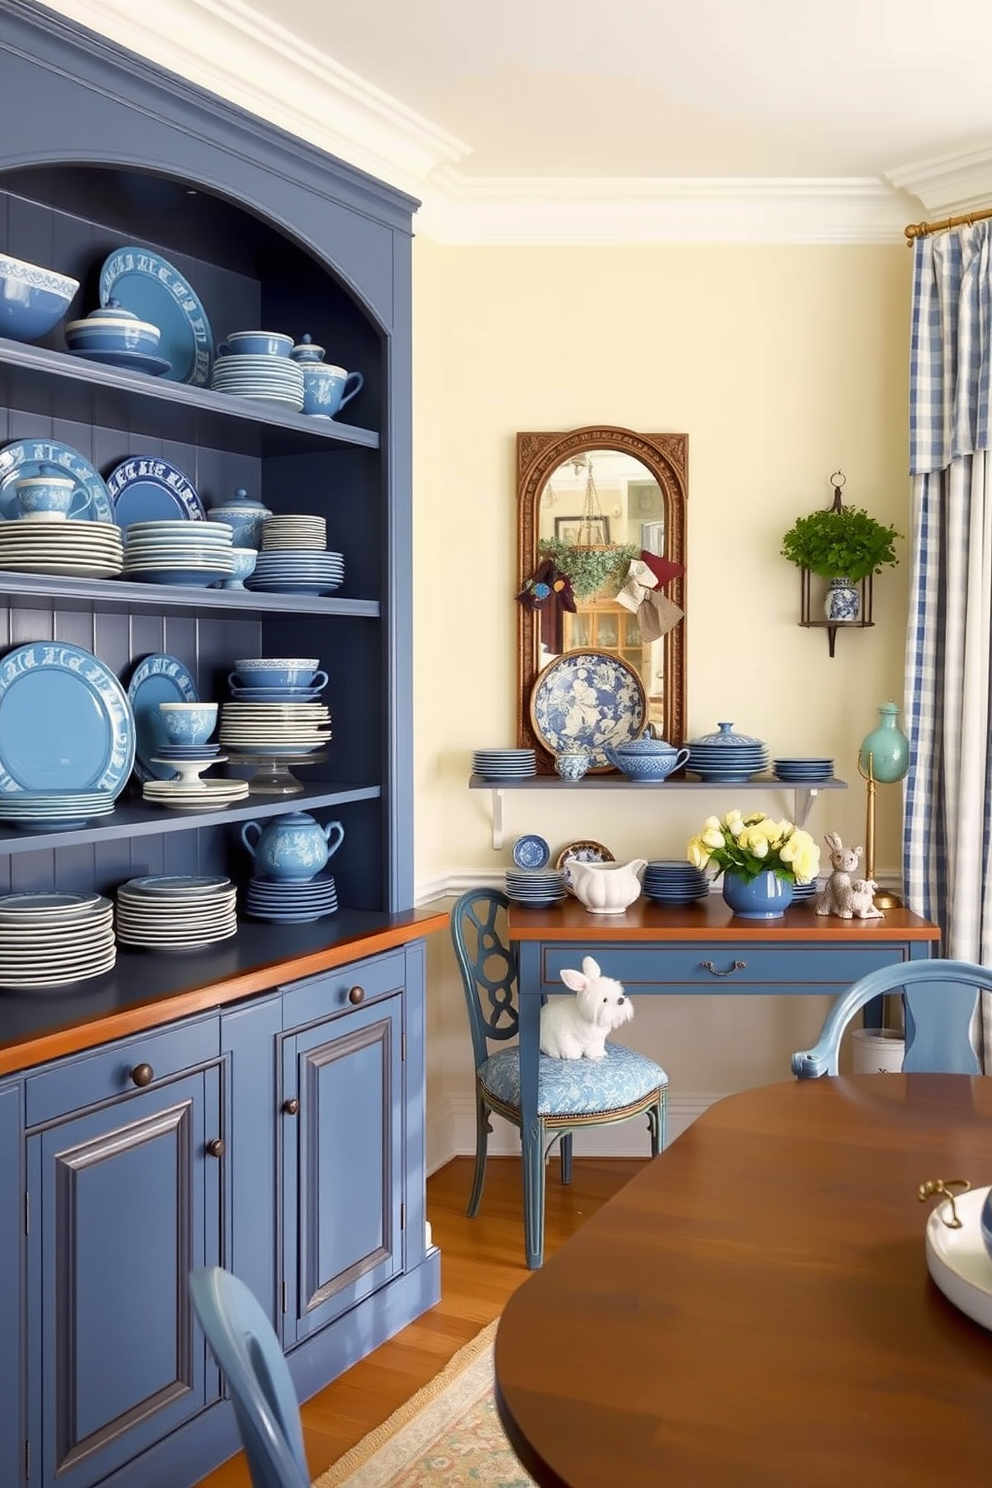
[241,811,344,882]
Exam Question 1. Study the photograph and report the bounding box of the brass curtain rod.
[905,205,992,243]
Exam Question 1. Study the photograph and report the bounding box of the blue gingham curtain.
[905,222,992,1064]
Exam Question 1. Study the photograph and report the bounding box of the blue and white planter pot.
[825,577,860,622]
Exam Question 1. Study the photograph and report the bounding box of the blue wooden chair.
[791,959,992,1077]
[451,887,668,1255]
[189,1266,310,1488]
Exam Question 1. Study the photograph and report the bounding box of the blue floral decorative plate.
[99,246,213,386]
[512,833,550,870]
[530,649,646,771]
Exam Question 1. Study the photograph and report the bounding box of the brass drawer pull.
[701,959,747,978]
[348,985,365,1005]
[206,1138,226,1158]
[130,1063,154,1087]
[282,1097,300,1116]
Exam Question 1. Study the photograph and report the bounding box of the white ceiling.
[237,0,992,181]
[41,0,992,242]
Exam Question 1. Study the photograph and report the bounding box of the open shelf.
[0,338,380,458]
[0,569,380,619]
[469,773,848,848]
[0,782,380,854]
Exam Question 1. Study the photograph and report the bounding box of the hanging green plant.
[537,539,639,599]
[780,505,902,584]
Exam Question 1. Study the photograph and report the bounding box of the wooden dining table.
[494,1074,992,1488]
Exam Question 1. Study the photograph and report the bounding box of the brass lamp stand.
[857,749,903,910]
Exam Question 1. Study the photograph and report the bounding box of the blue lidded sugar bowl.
[290,334,364,418]
[241,811,345,882]
[206,488,272,548]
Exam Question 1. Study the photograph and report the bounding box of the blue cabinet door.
[26,1066,222,1488]
[0,1079,23,1488]
[281,994,402,1345]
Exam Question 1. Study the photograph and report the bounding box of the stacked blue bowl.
[642,861,711,904]
[685,721,769,782]
[773,757,834,782]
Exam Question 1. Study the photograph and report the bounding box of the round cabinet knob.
[206,1138,226,1158]
[282,1098,300,1116]
[130,1063,154,1087]
[348,985,365,1005]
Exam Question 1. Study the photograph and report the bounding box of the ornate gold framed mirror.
[517,426,687,770]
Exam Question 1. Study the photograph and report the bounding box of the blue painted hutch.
[0,5,445,1486]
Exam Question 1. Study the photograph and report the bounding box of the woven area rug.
[313,1320,534,1488]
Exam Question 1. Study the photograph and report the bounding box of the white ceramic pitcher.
[569,858,647,915]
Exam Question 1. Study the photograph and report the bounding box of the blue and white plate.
[121,875,231,897]
[107,457,206,525]
[127,653,198,783]
[512,834,551,870]
[100,246,213,386]
[530,650,646,771]
[68,347,172,377]
[0,439,114,523]
[0,641,134,795]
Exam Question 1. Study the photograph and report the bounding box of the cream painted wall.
[413,241,915,1168]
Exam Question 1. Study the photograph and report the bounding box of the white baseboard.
[426,1090,722,1174]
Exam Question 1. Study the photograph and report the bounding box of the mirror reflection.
[517,427,687,769]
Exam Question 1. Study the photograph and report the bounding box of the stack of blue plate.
[246,548,344,595]
[244,872,338,923]
[685,721,769,782]
[504,868,566,907]
[773,758,834,782]
[210,354,305,411]
[792,878,819,901]
[472,748,537,781]
[642,861,711,904]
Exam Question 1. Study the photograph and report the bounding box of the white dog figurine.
[539,956,634,1060]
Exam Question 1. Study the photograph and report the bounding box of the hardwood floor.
[194,1155,647,1487]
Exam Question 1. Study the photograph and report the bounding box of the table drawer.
[538,943,913,993]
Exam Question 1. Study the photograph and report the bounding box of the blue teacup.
[157,702,218,746]
[15,473,76,521]
[219,330,294,358]
[229,658,324,690]
[300,364,364,419]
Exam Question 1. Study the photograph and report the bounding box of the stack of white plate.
[210,355,305,411]
[0,518,123,578]
[218,701,331,755]
[115,874,238,950]
[0,789,117,831]
[122,520,235,586]
[261,514,327,550]
[142,776,250,811]
[246,548,344,596]
[0,891,115,987]
[504,868,566,906]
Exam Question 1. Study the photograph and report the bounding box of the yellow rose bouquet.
[687,810,820,886]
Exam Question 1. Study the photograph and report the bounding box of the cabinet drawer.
[25,1015,220,1129]
[281,949,405,1029]
[539,943,912,994]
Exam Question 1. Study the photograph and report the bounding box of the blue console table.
[509,898,940,1267]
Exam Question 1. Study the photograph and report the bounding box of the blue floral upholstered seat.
[451,887,668,1261]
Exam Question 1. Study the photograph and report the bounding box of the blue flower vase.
[722,869,794,919]
[825,577,859,622]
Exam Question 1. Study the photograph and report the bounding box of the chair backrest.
[189,1267,310,1488]
[792,958,992,1078]
[451,887,520,1073]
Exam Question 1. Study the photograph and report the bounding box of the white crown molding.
[42,0,911,245]
[885,143,992,218]
[415,173,910,245]
[39,0,470,197]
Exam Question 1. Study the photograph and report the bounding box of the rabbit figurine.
[814,831,863,918]
[849,878,884,919]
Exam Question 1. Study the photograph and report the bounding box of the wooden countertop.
[508,898,940,942]
[0,902,450,1076]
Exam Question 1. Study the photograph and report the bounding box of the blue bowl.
[0,253,79,343]
[157,702,218,746]
[66,322,160,355]
[220,330,293,357]
[230,658,321,689]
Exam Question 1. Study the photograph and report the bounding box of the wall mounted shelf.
[798,571,874,658]
[468,774,848,850]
